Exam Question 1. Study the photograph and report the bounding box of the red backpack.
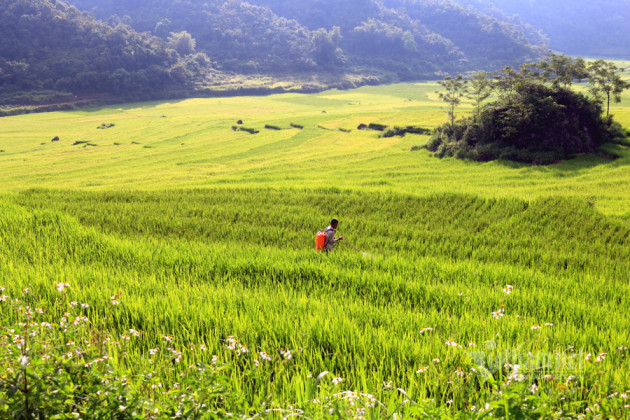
[315,230,326,251]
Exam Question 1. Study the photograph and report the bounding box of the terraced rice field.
[1,79,629,418]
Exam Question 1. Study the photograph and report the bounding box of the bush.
[238,127,259,134]
[428,84,616,164]
[381,128,397,138]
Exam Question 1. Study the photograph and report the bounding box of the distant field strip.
[1,83,629,215]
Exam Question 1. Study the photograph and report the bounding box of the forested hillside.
[0,0,216,105]
[69,0,545,73]
[1,0,547,108]
[453,0,630,57]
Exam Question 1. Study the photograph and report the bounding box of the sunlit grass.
[1,74,630,417]
[1,81,628,215]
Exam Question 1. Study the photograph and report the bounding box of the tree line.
[430,55,630,164]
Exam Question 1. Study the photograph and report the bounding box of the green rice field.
[1,76,630,418]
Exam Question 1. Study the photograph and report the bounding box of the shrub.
[381,127,397,138]
[368,123,387,131]
[428,84,616,164]
[238,127,259,134]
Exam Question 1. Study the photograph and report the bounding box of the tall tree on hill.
[540,54,588,88]
[436,74,468,128]
[468,71,494,118]
[588,60,630,117]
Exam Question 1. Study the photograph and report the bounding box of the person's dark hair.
[331,219,339,226]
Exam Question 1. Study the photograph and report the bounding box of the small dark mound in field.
[97,123,115,129]
[132,141,140,144]
[357,123,430,137]
[290,123,303,129]
[322,110,326,113]
[73,141,88,146]
[51,136,60,142]
[114,142,121,146]
[264,124,282,130]
[237,120,243,125]
[368,123,387,131]
[238,127,259,134]
[232,126,259,134]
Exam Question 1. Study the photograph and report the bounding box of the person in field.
[324,219,344,252]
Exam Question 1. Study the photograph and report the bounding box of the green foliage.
[167,31,196,55]
[436,74,468,128]
[60,0,546,86]
[430,58,629,164]
[0,0,203,102]
[468,70,494,116]
[0,289,231,418]
[588,60,630,117]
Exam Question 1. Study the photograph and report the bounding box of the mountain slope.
[67,0,545,75]
[451,0,630,57]
[0,0,212,104]
[1,0,548,108]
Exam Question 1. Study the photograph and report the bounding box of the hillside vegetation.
[0,0,213,105]
[67,0,544,74]
[1,0,546,109]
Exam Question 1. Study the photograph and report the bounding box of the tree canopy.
[428,57,629,165]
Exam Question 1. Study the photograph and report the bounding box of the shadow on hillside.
[494,143,629,174]
[79,99,189,114]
